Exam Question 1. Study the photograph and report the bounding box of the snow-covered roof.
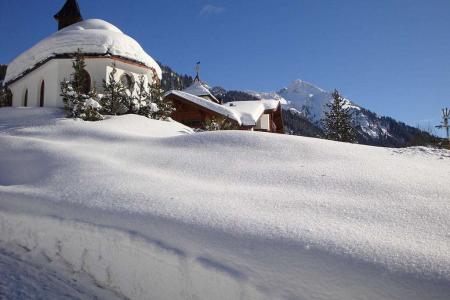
[223,100,281,126]
[167,92,282,126]
[5,19,162,83]
[183,81,220,103]
[260,99,281,110]
[223,101,266,126]
[165,90,242,125]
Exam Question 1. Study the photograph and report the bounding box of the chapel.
[4,0,161,108]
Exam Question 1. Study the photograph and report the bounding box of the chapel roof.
[5,19,162,84]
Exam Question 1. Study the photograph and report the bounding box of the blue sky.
[1,0,449,134]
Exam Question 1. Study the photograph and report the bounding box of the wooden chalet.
[164,78,284,133]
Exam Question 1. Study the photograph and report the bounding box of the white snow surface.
[260,99,282,110]
[183,81,215,98]
[0,243,121,300]
[246,90,288,105]
[5,19,162,83]
[223,101,265,126]
[1,108,450,299]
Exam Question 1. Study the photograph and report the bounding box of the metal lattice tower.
[194,62,201,82]
[436,108,450,141]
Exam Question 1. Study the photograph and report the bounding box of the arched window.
[40,80,45,107]
[23,89,28,107]
[120,73,134,90]
[6,89,13,107]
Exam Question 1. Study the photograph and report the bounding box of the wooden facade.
[167,93,240,129]
[165,92,284,133]
[257,104,284,134]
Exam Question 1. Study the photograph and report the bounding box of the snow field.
[0,108,449,299]
[0,211,267,300]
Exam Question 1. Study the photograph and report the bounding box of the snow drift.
[0,108,449,299]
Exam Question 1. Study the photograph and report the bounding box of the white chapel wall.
[10,60,59,107]
[10,57,157,108]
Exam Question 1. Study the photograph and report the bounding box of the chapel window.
[120,73,134,90]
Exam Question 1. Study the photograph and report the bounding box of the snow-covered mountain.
[278,79,388,139]
[248,79,436,147]
[157,64,436,147]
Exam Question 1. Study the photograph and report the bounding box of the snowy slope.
[0,108,450,299]
[0,243,121,300]
[280,80,381,137]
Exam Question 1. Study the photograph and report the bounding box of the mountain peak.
[282,79,327,95]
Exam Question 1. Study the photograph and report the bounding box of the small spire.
[54,0,83,31]
[194,61,201,82]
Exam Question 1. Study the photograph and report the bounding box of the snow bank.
[0,241,121,299]
[1,108,450,299]
[5,19,162,83]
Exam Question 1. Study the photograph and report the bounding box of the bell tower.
[54,0,83,30]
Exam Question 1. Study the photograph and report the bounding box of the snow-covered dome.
[5,19,161,83]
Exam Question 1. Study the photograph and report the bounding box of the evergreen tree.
[149,76,175,120]
[322,89,356,143]
[60,49,103,121]
[203,116,238,131]
[0,85,6,107]
[133,75,157,117]
[100,64,130,115]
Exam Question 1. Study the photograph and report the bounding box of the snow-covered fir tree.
[322,89,356,143]
[133,75,157,117]
[203,116,238,131]
[149,75,175,121]
[100,64,131,115]
[132,74,175,120]
[60,49,103,121]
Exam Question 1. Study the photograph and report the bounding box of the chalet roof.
[54,0,82,19]
[223,100,282,126]
[223,101,266,126]
[165,92,283,127]
[165,90,242,125]
[259,99,282,111]
[183,81,220,104]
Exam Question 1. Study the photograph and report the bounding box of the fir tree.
[60,49,103,121]
[149,75,175,120]
[322,89,356,143]
[133,75,157,117]
[100,64,130,115]
[203,116,238,131]
[0,85,6,107]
